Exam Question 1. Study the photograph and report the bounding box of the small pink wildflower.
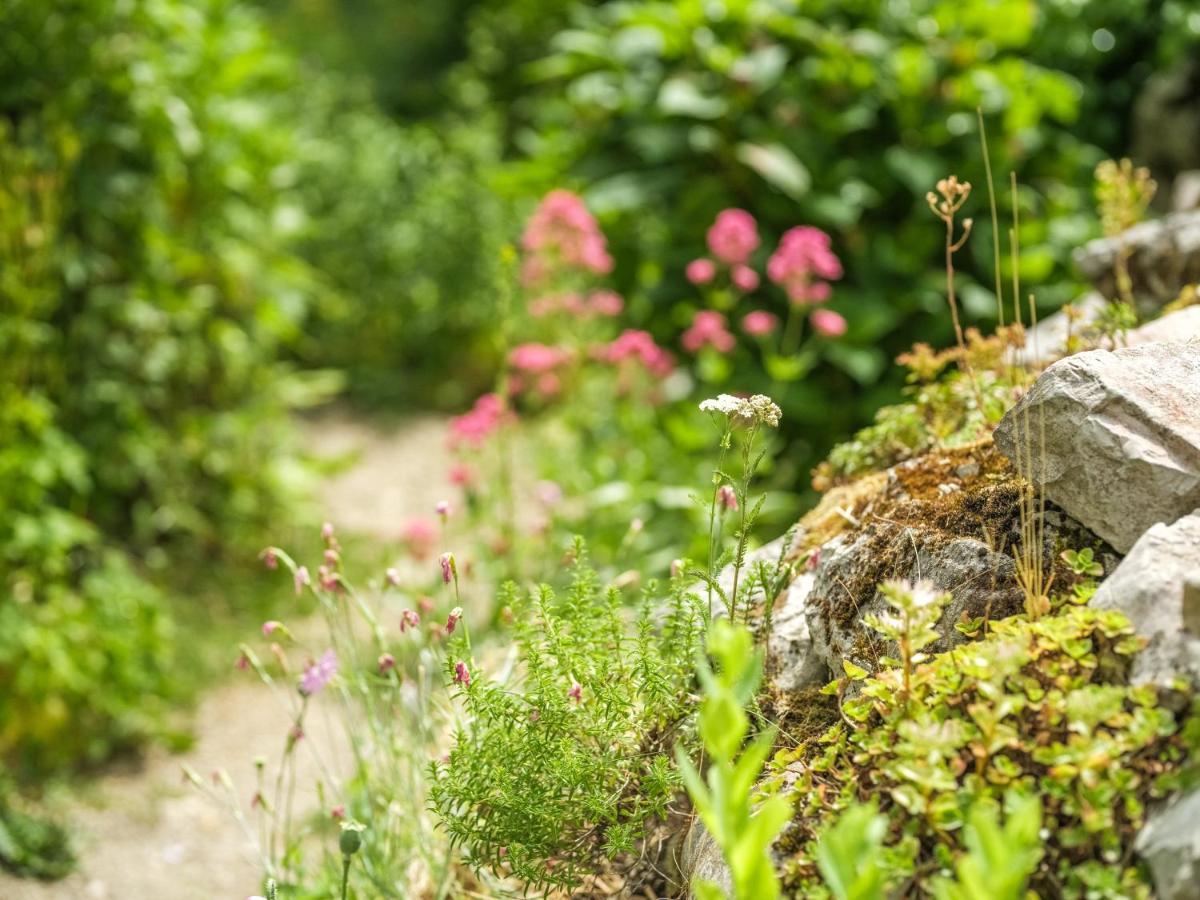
[445,606,463,635]
[453,661,471,687]
[707,208,760,265]
[717,484,738,510]
[731,264,760,293]
[536,480,563,507]
[686,258,717,285]
[767,226,842,305]
[261,620,283,637]
[568,681,583,703]
[806,548,821,571]
[321,522,335,543]
[419,595,435,614]
[235,653,250,671]
[261,548,278,570]
[299,649,338,696]
[435,500,451,519]
[520,190,613,285]
[448,462,474,487]
[378,653,396,674]
[317,565,337,591]
[385,567,401,587]
[588,290,624,317]
[400,608,420,632]
[401,518,437,559]
[294,566,310,595]
[331,805,346,821]
[447,393,508,450]
[682,310,735,354]
[811,308,848,337]
[603,329,675,377]
[509,342,571,374]
[741,310,779,337]
[323,548,339,568]
[440,552,456,585]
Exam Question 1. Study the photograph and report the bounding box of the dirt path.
[0,411,452,900]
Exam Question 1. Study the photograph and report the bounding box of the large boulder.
[994,343,1200,553]
[765,571,827,693]
[1019,298,1200,367]
[1091,511,1200,687]
[1073,210,1200,308]
[1136,789,1200,900]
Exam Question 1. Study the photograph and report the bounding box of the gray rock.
[1136,789,1200,900]
[766,571,828,692]
[805,527,1025,677]
[1015,291,1108,366]
[1091,511,1200,687]
[994,343,1200,553]
[1073,210,1200,309]
[681,819,733,896]
[1126,305,1200,349]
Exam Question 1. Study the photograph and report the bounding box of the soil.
[0,409,453,900]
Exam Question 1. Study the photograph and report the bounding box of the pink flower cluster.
[601,329,674,377]
[687,209,762,294]
[767,226,843,305]
[520,190,613,286]
[448,393,508,450]
[528,290,624,319]
[741,310,778,337]
[682,311,735,353]
[300,649,338,696]
[509,343,571,374]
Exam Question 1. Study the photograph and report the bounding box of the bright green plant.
[931,792,1043,900]
[862,579,951,701]
[678,619,793,900]
[813,803,890,900]
[431,540,704,892]
[778,604,1196,896]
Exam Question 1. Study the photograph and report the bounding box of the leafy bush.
[500,0,1198,485]
[775,604,1198,897]
[431,545,704,892]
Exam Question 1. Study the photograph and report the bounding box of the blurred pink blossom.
[707,209,760,265]
[400,609,420,632]
[447,393,508,450]
[686,258,717,285]
[588,290,624,317]
[449,462,474,487]
[453,661,471,687]
[717,484,738,510]
[299,649,338,696]
[767,226,842,305]
[741,310,778,336]
[731,264,760,293]
[401,518,437,559]
[520,190,613,285]
[509,343,571,373]
[603,329,675,377]
[811,308,848,337]
[682,310,735,354]
[294,566,310,595]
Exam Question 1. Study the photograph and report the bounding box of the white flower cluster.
[699,393,782,428]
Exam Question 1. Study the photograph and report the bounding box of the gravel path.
[0,411,452,899]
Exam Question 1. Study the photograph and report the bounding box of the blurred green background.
[1,0,1198,778]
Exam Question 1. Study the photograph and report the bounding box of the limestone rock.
[1091,511,1200,687]
[766,571,828,693]
[1136,789,1200,900]
[1018,297,1200,367]
[994,343,1200,553]
[1073,210,1200,308]
[681,819,732,896]
[1126,305,1200,349]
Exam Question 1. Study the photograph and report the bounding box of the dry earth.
[0,411,452,900]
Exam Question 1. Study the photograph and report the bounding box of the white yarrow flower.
[699,393,782,428]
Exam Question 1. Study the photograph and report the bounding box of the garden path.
[0,410,453,900]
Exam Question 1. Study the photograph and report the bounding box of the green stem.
[341,854,351,900]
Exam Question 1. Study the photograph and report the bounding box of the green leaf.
[736,142,811,199]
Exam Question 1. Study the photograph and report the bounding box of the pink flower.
[261,620,283,637]
[588,290,624,317]
[321,522,335,543]
[294,566,310,595]
[767,226,842,305]
[707,209,760,265]
[419,595,435,614]
[261,548,278,570]
[536,481,563,507]
[331,805,346,821]
[400,609,420,632]
[568,681,583,703]
[446,606,463,635]
[317,565,337,591]
[235,653,249,671]
[535,373,561,397]
[806,549,821,571]
[686,258,717,285]
[299,649,338,696]
[731,264,760,293]
[378,653,396,674]
[448,393,509,450]
[449,463,474,487]
[401,518,437,559]
[602,330,675,377]
[386,567,401,587]
[529,708,540,723]
[741,310,779,336]
[440,553,456,585]
[453,661,471,687]
[682,310,736,354]
[435,500,451,519]
[717,484,738,510]
[509,343,571,374]
[520,190,613,285]
[811,308,847,337]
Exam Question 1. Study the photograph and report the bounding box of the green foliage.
[781,605,1196,897]
[0,785,75,881]
[931,792,1043,900]
[678,620,793,900]
[430,545,704,891]
[505,0,1198,486]
[813,803,889,900]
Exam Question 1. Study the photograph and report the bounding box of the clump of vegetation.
[814,327,1026,488]
[0,776,75,880]
[774,603,1198,897]
[431,544,704,894]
